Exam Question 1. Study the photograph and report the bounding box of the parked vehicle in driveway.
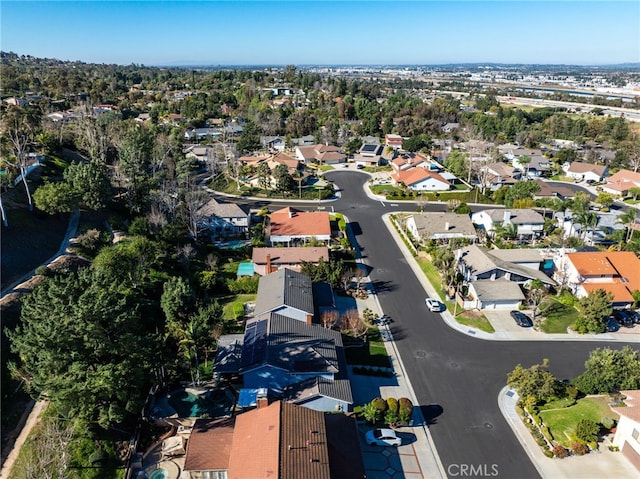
[425,297,443,312]
[606,317,619,332]
[510,310,533,327]
[613,310,634,328]
[365,428,402,447]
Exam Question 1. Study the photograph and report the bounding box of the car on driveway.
[614,310,634,328]
[510,310,533,328]
[425,298,443,312]
[365,428,402,447]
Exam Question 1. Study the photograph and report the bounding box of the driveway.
[484,309,536,333]
[358,424,424,479]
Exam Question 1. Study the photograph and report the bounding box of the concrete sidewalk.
[498,388,638,479]
[351,286,447,479]
[381,212,640,344]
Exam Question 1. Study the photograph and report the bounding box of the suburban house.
[183,401,365,479]
[251,247,330,276]
[354,143,385,167]
[295,144,346,165]
[292,135,316,146]
[456,245,554,310]
[564,162,608,182]
[442,122,460,133]
[268,207,332,246]
[609,390,640,471]
[385,134,404,149]
[471,209,545,240]
[391,168,451,191]
[602,169,640,196]
[532,179,575,200]
[212,269,352,412]
[196,199,251,240]
[261,136,287,152]
[406,212,477,244]
[184,145,214,165]
[253,268,316,321]
[391,152,430,172]
[480,162,520,191]
[552,251,640,308]
[512,154,551,177]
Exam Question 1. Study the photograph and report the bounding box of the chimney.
[503,210,511,223]
[306,313,314,325]
[256,388,269,409]
[445,222,450,231]
[266,254,272,274]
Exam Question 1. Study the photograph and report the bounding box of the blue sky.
[1,1,638,66]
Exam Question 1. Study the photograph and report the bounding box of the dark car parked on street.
[510,310,533,328]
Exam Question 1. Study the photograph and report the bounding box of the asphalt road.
[323,171,639,479]
[219,171,639,478]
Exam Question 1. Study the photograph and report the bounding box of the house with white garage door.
[455,245,554,310]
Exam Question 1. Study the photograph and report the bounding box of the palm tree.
[617,209,639,242]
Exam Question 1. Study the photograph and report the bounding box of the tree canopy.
[572,346,640,394]
[8,269,160,428]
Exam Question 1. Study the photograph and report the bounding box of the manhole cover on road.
[449,362,459,369]
[415,350,427,358]
[484,423,494,429]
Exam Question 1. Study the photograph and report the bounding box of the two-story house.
[553,251,640,308]
[197,198,251,240]
[471,209,545,240]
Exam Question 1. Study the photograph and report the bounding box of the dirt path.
[0,400,48,478]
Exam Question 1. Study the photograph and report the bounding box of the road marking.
[380,201,386,207]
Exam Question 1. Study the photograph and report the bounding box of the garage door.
[481,300,521,310]
[622,441,640,471]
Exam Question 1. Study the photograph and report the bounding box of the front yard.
[539,296,581,333]
[344,328,391,368]
[539,396,617,448]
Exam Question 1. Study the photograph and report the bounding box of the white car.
[365,428,402,447]
[425,297,442,312]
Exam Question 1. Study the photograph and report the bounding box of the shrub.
[543,449,554,458]
[384,409,398,426]
[386,397,399,416]
[398,397,413,423]
[575,419,599,443]
[601,417,615,430]
[371,397,387,417]
[552,445,568,458]
[566,385,579,400]
[571,442,589,456]
[536,438,547,447]
[35,265,51,276]
[227,275,259,294]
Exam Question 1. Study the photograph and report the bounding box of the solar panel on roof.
[241,319,268,368]
[362,144,377,152]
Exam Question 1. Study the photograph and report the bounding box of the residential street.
[322,171,639,479]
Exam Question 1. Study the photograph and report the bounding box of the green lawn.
[539,297,581,333]
[416,258,447,302]
[344,328,391,368]
[540,396,617,447]
[215,293,257,333]
[455,310,496,333]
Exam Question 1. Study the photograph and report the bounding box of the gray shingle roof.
[282,377,353,405]
[471,279,525,301]
[254,268,315,317]
[457,245,554,285]
[484,209,544,225]
[197,198,249,219]
[410,212,477,240]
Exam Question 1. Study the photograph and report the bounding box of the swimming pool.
[151,387,235,419]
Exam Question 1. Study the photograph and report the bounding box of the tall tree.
[574,289,612,334]
[8,270,159,428]
[573,346,640,394]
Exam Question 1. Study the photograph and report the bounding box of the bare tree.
[182,189,208,240]
[321,310,339,329]
[353,267,367,293]
[1,106,40,212]
[339,309,368,339]
[12,416,76,479]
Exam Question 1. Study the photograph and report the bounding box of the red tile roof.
[392,168,449,187]
[228,402,281,479]
[568,252,640,303]
[269,207,331,238]
[184,417,236,472]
